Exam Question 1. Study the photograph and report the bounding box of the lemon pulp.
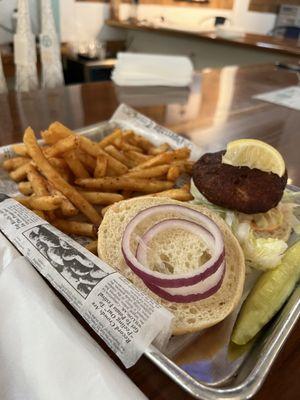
[222,139,285,177]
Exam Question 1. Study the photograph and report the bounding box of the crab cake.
[192,151,287,214]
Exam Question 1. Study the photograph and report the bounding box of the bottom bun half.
[98,197,245,335]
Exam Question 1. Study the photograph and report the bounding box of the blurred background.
[0,0,299,90]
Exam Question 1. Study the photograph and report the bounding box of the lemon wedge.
[222,139,285,177]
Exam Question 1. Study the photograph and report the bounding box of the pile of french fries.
[2,122,194,254]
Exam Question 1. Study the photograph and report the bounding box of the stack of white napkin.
[0,233,147,400]
[112,52,194,87]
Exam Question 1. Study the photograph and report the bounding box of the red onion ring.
[143,262,225,303]
[121,204,225,288]
[136,219,215,268]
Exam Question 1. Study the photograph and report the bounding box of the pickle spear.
[232,240,300,345]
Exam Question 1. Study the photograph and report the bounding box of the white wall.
[0,0,277,46]
[232,0,276,34]
[59,0,125,44]
[0,0,40,45]
[59,0,277,43]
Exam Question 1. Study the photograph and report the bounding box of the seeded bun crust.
[98,197,245,335]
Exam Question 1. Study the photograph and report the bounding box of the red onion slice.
[144,262,225,303]
[136,219,215,268]
[121,204,225,288]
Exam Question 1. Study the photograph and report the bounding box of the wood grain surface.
[0,63,299,399]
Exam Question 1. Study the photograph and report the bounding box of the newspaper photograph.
[0,104,199,368]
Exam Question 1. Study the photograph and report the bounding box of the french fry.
[148,143,170,155]
[122,130,135,141]
[78,136,100,158]
[151,188,193,201]
[182,182,191,191]
[104,145,135,168]
[41,128,70,144]
[14,195,63,211]
[65,150,90,179]
[42,158,72,182]
[85,240,98,254]
[3,157,30,171]
[170,160,194,174]
[79,191,124,205]
[52,166,72,183]
[48,157,68,169]
[77,150,96,172]
[79,136,128,175]
[97,147,128,175]
[94,156,108,178]
[47,159,72,181]
[27,167,58,221]
[98,129,122,148]
[48,121,73,139]
[23,128,102,224]
[47,184,78,217]
[125,150,151,164]
[18,181,33,195]
[44,135,78,158]
[182,160,194,174]
[27,165,49,196]
[12,143,28,156]
[124,164,170,179]
[167,165,181,181]
[129,134,153,152]
[52,219,97,238]
[75,177,173,193]
[132,148,190,170]
[114,140,142,153]
[9,163,30,182]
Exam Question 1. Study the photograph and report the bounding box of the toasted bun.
[98,197,245,335]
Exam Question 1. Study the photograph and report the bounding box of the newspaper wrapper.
[0,104,202,367]
[0,196,173,368]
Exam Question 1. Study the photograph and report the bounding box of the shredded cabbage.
[190,179,290,270]
[226,218,288,270]
[190,179,227,217]
[282,188,300,204]
[238,224,288,270]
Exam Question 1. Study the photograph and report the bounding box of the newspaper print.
[0,198,173,367]
[0,104,202,366]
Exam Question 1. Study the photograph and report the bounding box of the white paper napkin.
[112,52,194,87]
[0,233,147,400]
[253,86,300,111]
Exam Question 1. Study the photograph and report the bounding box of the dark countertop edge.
[106,19,300,57]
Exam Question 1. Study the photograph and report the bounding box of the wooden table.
[0,63,299,399]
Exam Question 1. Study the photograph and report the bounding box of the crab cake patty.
[192,151,287,214]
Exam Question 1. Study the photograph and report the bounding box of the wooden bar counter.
[0,63,299,399]
[106,19,300,69]
[106,19,300,58]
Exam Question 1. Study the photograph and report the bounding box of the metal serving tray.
[3,105,299,399]
[75,106,300,400]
